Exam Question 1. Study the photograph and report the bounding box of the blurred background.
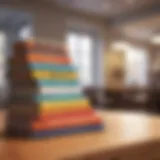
[0,0,159,114]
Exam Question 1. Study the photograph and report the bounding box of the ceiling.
[117,14,160,41]
[54,0,159,18]
[53,0,160,44]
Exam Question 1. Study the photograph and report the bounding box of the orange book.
[32,113,101,131]
[40,106,92,118]
[26,54,70,64]
[39,109,94,121]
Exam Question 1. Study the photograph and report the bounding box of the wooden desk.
[0,110,160,160]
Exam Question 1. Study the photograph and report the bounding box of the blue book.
[32,124,103,138]
[35,94,84,102]
[29,63,78,72]
[37,80,79,87]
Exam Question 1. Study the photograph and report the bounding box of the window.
[112,41,149,87]
[0,31,7,79]
[125,46,149,87]
[67,31,94,86]
[0,31,8,102]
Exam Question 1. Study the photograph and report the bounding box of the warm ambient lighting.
[151,35,160,44]
[111,41,130,50]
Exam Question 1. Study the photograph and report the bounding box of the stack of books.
[7,40,103,138]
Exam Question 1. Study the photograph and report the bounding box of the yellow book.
[31,71,78,80]
[40,104,90,114]
[40,99,89,108]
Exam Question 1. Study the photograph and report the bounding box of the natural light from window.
[67,32,93,86]
[112,41,149,87]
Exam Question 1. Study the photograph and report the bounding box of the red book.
[32,112,101,131]
[40,109,94,121]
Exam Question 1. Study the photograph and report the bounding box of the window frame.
[67,27,102,87]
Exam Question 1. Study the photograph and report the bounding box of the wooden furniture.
[149,52,160,113]
[105,87,150,109]
[0,110,160,160]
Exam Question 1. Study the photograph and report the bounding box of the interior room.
[0,0,159,160]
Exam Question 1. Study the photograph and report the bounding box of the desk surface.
[0,110,160,160]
